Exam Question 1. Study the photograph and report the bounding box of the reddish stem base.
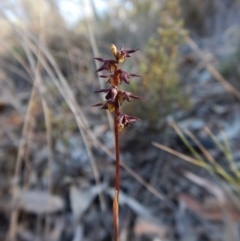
[113,107,120,241]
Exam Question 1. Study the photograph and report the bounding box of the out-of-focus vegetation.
[127,0,188,125]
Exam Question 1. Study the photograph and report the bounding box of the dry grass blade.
[35,3,54,193]
[119,161,166,202]
[184,129,215,164]
[8,86,37,241]
[219,128,240,179]
[170,121,205,163]
[184,171,226,204]
[18,27,107,211]
[4,12,107,236]
[7,10,48,238]
[84,3,114,131]
[152,142,207,168]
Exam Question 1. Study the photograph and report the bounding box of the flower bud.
[111,44,118,58]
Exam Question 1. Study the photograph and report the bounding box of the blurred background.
[0,0,240,240]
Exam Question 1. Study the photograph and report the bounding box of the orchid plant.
[93,44,141,241]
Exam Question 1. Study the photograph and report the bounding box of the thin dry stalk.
[84,5,114,131]
[170,121,205,163]
[113,106,120,241]
[7,14,43,238]
[35,0,54,193]
[8,85,37,241]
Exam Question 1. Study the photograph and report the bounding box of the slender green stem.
[113,106,120,241]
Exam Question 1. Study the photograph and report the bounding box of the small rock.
[178,118,205,131]
[211,104,228,115]
[69,136,89,163]
[55,140,67,154]
[104,131,114,149]
[198,70,212,84]
[190,119,205,130]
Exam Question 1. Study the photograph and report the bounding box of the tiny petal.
[118,123,125,131]
[101,102,109,110]
[126,115,140,122]
[118,95,125,105]
[121,72,130,84]
[94,57,105,62]
[96,66,107,72]
[118,56,125,63]
[126,49,139,54]
[92,102,104,107]
[94,88,111,93]
[95,59,117,73]
[120,44,124,51]
[128,93,142,99]
[107,75,115,85]
[129,73,141,77]
[92,101,116,113]
[99,75,109,78]
[107,103,115,112]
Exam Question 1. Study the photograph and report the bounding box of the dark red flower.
[92,101,116,113]
[118,44,138,57]
[117,113,140,131]
[115,69,141,84]
[98,74,115,85]
[117,91,142,105]
[94,86,118,102]
[95,58,117,72]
